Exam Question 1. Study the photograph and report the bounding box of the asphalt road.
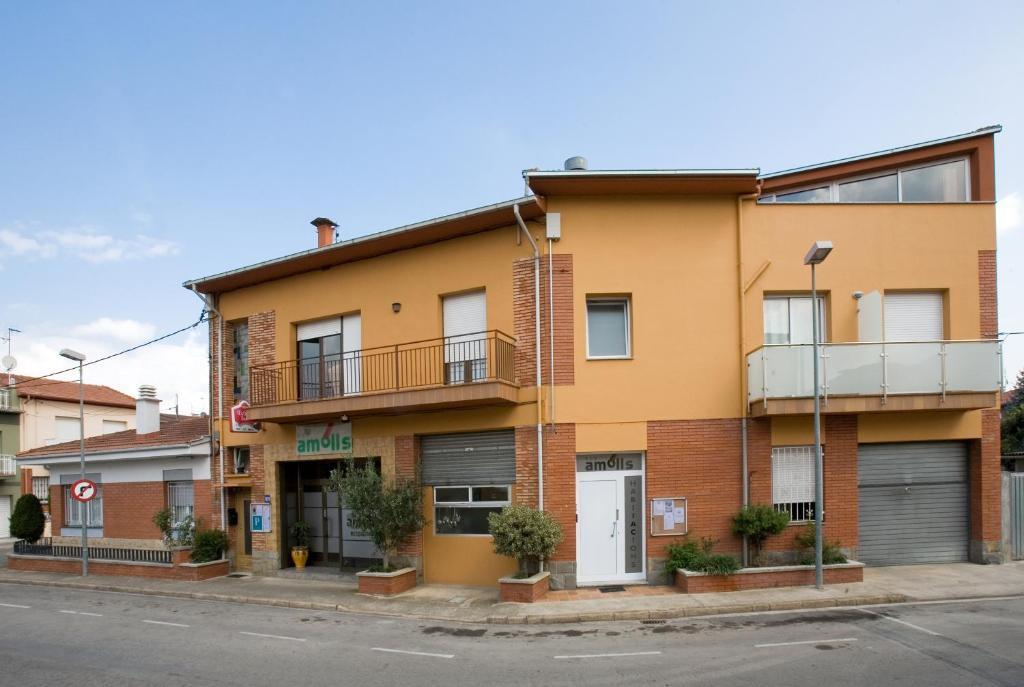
[1,583,1023,686]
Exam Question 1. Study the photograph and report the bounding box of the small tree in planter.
[10,494,45,543]
[731,504,790,566]
[329,460,425,572]
[488,505,563,577]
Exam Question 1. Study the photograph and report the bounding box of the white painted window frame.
[586,297,632,360]
[771,445,819,523]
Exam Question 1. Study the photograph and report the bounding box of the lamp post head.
[59,348,86,362]
[803,241,834,266]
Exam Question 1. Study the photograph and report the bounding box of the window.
[32,476,49,503]
[64,484,103,527]
[443,291,487,384]
[167,481,195,527]
[759,157,970,204]
[233,322,250,401]
[102,420,127,435]
[586,297,631,358]
[772,446,817,522]
[763,296,827,345]
[434,485,510,535]
[55,416,81,443]
[233,447,250,474]
[884,292,944,341]
[295,314,361,400]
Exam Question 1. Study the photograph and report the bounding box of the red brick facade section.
[646,419,744,558]
[971,409,1002,547]
[394,435,422,558]
[515,424,576,562]
[676,564,863,593]
[357,568,417,595]
[979,250,997,339]
[499,575,550,602]
[513,254,574,386]
[8,555,229,581]
[247,444,270,555]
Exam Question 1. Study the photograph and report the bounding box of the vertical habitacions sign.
[625,475,643,573]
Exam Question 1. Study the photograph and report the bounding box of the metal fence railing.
[13,538,172,564]
[1010,473,1024,561]
[251,330,517,407]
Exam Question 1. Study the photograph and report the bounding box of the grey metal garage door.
[858,442,969,565]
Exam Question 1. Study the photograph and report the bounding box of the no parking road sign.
[70,479,98,503]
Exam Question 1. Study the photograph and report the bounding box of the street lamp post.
[803,241,833,590]
[59,348,88,577]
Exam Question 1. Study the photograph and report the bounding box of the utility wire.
[3,309,208,392]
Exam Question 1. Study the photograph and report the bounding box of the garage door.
[0,495,10,538]
[858,442,968,565]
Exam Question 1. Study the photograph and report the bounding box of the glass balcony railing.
[747,340,1002,404]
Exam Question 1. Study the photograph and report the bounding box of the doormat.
[226,573,251,578]
[598,585,626,593]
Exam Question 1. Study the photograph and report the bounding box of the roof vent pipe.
[564,156,588,171]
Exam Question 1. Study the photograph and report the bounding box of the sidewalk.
[1,561,1022,625]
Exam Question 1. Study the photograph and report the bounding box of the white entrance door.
[576,455,646,585]
[578,479,618,581]
[0,495,11,538]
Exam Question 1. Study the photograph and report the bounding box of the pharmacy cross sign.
[70,479,97,503]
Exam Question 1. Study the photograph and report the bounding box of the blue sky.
[1,1,1023,409]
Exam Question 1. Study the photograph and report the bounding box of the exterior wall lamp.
[392,302,401,313]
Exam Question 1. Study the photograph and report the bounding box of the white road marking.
[79,612,103,617]
[0,603,30,609]
[143,619,190,628]
[860,609,941,636]
[371,647,455,659]
[58,610,77,614]
[554,651,662,659]
[755,638,857,648]
[239,631,306,642]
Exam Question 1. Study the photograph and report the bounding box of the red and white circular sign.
[70,479,98,503]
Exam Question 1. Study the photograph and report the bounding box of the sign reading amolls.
[296,422,353,455]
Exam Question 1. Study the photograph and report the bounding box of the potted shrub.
[289,520,311,569]
[330,460,426,595]
[488,505,563,602]
[731,504,790,566]
[10,494,45,543]
[190,528,229,563]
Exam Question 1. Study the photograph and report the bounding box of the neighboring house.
[6,373,137,520]
[0,380,21,537]
[15,387,212,547]
[185,125,1003,587]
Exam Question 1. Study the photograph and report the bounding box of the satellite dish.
[2,355,16,371]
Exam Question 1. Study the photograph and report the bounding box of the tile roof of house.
[17,414,210,458]
[8,373,136,409]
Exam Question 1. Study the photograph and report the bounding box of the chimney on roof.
[136,385,160,435]
[311,217,338,248]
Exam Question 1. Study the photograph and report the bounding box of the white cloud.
[998,192,1022,235]
[71,318,157,344]
[0,225,179,264]
[10,319,209,416]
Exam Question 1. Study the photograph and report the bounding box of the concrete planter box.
[499,571,550,603]
[676,562,864,593]
[357,567,417,596]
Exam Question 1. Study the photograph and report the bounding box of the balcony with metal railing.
[0,388,17,412]
[747,339,1002,416]
[0,454,17,477]
[247,330,519,422]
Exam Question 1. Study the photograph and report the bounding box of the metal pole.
[812,263,823,589]
[78,360,88,577]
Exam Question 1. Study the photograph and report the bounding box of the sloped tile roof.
[10,374,136,409]
[17,414,209,458]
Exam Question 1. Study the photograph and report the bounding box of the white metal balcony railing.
[747,340,1002,405]
[0,388,12,411]
[0,454,16,477]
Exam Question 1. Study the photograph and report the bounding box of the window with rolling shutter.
[442,291,487,383]
[420,430,515,486]
[884,292,944,342]
[772,446,817,522]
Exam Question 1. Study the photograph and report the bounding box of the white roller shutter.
[342,313,361,394]
[0,495,10,538]
[443,291,486,339]
[296,317,341,340]
[443,291,487,382]
[884,292,943,341]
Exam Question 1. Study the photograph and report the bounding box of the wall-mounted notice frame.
[649,497,687,536]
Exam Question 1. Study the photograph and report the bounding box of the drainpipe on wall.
[514,204,544,518]
[548,237,556,426]
[736,191,759,568]
[191,285,227,532]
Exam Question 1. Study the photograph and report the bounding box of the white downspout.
[191,285,227,531]
[514,204,544,513]
[548,238,556,426]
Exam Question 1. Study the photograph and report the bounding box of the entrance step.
[275,566,359,585]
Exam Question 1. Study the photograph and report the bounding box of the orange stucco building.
[186,126,1003,587]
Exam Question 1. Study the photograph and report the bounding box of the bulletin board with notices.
[650,497,688,536]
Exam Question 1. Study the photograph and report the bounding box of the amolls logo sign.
[576,453,642,472]
[296,421,353,455]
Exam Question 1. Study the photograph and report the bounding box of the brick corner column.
[971,408,1003,563]
[394,435,423,575]
[823,415,859,556]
